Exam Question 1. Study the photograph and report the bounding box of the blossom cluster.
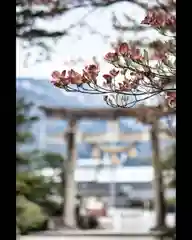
[51,7,176,109]
[141,8,176,28]
[51,64,99,87]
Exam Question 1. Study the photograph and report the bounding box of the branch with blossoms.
[51,4,176,110]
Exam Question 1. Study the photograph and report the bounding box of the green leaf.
[167,60,175,68]
[125,58,132,67]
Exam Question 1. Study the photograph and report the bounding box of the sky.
[16,0,161,80]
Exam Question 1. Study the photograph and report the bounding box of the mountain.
[16,77,174,164]
[16,77,148,132]
[16,77,108,108]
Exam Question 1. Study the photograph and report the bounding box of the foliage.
[16,98,38,145]
[50,1,176,110]
[16,98,65,233]
[17,0,167,65]
[16,0,150,43]
[42,152,64,169]
[28,152,65,200]
[16,98,46,234]
[16,98,39,168]
[16,195,48,234]
[16,172,51,202]
[16,170,63,226]
[41,198,63,216]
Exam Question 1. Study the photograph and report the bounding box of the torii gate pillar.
[63,118,77,228]
[151,120,166,230]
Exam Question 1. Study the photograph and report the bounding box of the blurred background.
[16,0,176,237]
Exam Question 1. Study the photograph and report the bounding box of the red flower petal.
[104,52,118,62]
[103,74,112,80]
[118,43,129,55]
[103,74,112,83]
[71,76,83,85]
[51,71,60,79]
[61,70,66,77]
[85,64,99,73]
[109,69,119,77]
[167,92,176,99]
[51,80,56,84]
[68,69,78,78]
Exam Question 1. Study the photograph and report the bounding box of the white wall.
[75,166,153,183]
[36,165,174,186]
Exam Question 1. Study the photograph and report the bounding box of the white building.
[37,159,175,201]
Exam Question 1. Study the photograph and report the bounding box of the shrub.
[16,225,20,236]
[40,199,63,216]
[16,195,48,234]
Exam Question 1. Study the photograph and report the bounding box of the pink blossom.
[68,69,83,85]
[130,47,143,61]
[51,70,70,87]
[104,52,118,62]
[83,64,99,82]
[103,74,112,84]
[109,69,119,77]
[165,91,176,108]
[151,51,167,60]
[141,9,176,28]
[118,43,130,56]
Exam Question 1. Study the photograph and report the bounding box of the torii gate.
[40,106,175,230]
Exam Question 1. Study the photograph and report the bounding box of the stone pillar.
[63,118,77,228]
[150,120,166,231]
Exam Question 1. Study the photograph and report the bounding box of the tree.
[50,0,176,111]
[38,152,66,210]
[17,0,157,63]
[16,98,66,233]
[17,0,150,42]
[16,98,49,234]
[16,98,39,169]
